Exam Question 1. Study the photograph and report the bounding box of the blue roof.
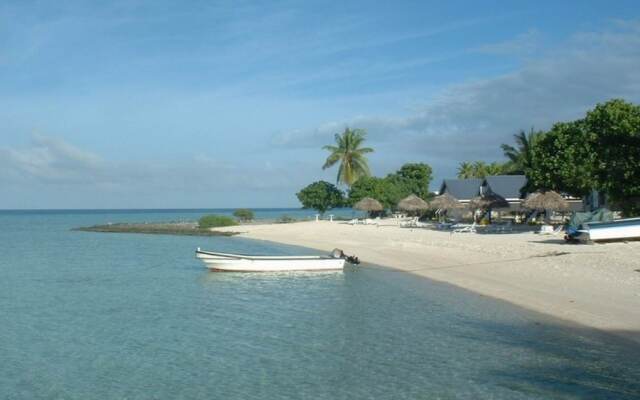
[482,175,527,199]
[439,178,482,200]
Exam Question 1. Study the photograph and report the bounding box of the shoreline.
[216,220,640,344]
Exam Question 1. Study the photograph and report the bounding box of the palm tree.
[457,162,474,179]
[472,161,488,178]
[501,128,542,174]
[485,161,505,176]
[322,128,374,186]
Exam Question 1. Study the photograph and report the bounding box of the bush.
[277,215,296,223]
[233,208,254,222]
[198,215,237,229]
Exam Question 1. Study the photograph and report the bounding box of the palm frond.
[322,152,342,170]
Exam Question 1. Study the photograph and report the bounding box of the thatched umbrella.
[397,194,429,212]
[353,197,384,215]
[469,193,509,223]
[429,193,462,210]
[522,190,569,212]
[469,193,509,210]
[429,193,462,222]
[522,190,569,224]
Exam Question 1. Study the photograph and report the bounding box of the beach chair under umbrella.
[469,193,509,223]
[353,197,384,222]
[522,190,569,224]
[429,193,463,224]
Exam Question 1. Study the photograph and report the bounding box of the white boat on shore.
[195,248,349,272]
[578,217,640,242]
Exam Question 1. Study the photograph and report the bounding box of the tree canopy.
[386,163,433,200]
[456,160,510,179]
[296,181,344,214]
[322,127,374,187]
[347,163,434,209]
[500,128,543,175]
[233,209,254,222]
[525,99,640,215]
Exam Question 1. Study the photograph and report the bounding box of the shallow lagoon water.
[1,210,639,399]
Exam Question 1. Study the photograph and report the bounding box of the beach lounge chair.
[364,217,380,226]
[436,222,454,230]
[452,222,477,233]
[538,224,564,235]
[400,217,419,228]
[348,218,360,225]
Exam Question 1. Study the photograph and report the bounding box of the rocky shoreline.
[73,222,238,236]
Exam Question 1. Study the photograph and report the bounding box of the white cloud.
[0,135,313,195]
[273,21,640,172]
[0,135,102,183]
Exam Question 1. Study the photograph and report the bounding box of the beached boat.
[577,217,640,242]
[195,248,350,271]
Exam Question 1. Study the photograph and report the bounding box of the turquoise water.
[1,210,639,399]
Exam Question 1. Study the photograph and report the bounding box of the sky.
[1,0,640,209]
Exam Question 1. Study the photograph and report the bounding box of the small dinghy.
[196,248,358,272]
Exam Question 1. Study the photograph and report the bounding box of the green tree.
[485,161,506,176]
[233,209,254,222]
[386,163,433,200]
[457,162,474,179]
[501,128,544,174]
[347,176,405,210]
[296,181,344,215]
[584,99,640,215]
[458,160,509,178]
[527,120,595,196]
[471,161,488,178]
[322,127,374,187]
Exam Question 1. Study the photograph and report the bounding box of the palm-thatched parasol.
[397,194,429,212]
[469,193,509,210]
[522,190,569,211]
[429,193,462,210]
[353,197,384,212]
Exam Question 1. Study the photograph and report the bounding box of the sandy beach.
[218,220,640,344]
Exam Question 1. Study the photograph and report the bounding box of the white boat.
[578,217,640,242]
[195,248,347,272]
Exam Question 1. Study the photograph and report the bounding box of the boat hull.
[582,217,640,242]
[196,249,345,272]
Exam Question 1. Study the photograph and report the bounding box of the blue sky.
[1,1,640,208]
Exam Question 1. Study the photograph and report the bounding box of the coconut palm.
[501,128,543,174]
[457,162,474,179]
[322,128,374,187]
[485,161,505,176]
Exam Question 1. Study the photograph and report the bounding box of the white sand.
[218,220,640,343]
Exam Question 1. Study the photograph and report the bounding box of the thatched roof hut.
[429,193,462,210]
[522,191,569,211]
[397,194,429,212]
[469,193,509,210]
[353,197,384,212]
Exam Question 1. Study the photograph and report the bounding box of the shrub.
[233,208,254,222]
[198,215,237,229]
[277,215,296,223]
